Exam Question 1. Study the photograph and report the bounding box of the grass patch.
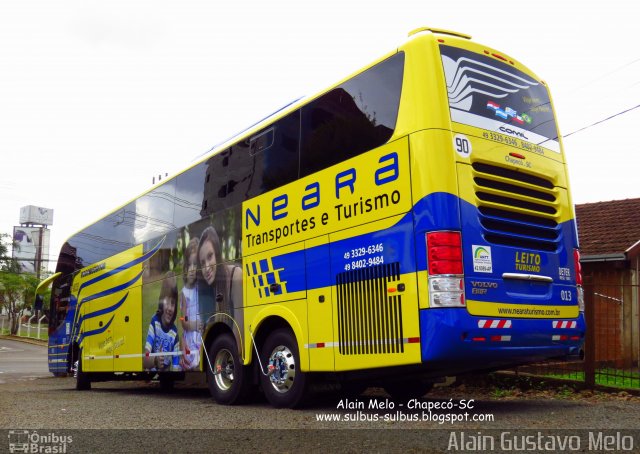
[546,368,640,389]
[0,324,49,341]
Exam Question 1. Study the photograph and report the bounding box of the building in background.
[576,198,640,370]
[12,205,53,279]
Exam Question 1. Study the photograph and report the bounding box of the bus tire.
[159,373,175,392]
[207,333,251,405]
[259,328,308,408]
[383,379,433,401]
[75,350,91,391]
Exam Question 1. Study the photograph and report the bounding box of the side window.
[300,52,404,177]
[225,141,253,207]
[226,111,300,205]
[174,162,208,228]
[134,179,176,244]
[200,154,229,218]
[71,201,136,266]
[248,110,300,196]
[49,274,72,331]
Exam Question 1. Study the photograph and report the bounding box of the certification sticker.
[472,245,492,273]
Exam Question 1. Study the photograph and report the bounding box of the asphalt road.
[0,337,49,384]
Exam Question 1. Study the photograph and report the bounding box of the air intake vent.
[472,162,560,252]
[336,262,403,355]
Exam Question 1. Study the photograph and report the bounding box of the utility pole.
[35,225,43,281]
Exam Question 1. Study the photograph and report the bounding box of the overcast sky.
[1,0,639,271]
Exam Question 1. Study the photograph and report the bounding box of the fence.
[516,281,640,390]
[0,313,49,341]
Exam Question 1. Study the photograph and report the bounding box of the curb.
[0,334,47,347]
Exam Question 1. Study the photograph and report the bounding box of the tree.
[0,233,39,335]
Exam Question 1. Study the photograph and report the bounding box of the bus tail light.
[427,231,465,307]
[574,248,585,312]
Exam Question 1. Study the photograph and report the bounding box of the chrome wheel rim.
[214,348,234,391]
[268,345,296,393]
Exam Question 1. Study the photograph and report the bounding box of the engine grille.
[336,262,403,355]
[472,162,560,252]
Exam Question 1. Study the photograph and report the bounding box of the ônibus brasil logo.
[8,430,72,453]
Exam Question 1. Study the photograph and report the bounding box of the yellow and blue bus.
[39,27,585,408]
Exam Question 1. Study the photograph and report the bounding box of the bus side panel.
[75,245,144,373]
[113,283,142,371]
[329,214,422,371]
[242,139,413,368]
[305,235,335,371]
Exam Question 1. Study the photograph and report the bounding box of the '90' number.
[454,134,472,157]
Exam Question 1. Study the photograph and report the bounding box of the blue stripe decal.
[78,315,114,345]
[70,238,163,347]
[78,292,128,326]
[80,271,143,305]
[248,191,578,294]
[79,237,164,293]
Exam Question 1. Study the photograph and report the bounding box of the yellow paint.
[467,300,579,319]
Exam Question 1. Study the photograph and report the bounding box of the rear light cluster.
[574,248,585,312]
[427,231,465,307]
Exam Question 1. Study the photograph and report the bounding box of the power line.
[562,103,640,139]
[565,57,640,95]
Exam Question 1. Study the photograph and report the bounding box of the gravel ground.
[1,345,640,454]
[2,374,639,430]
[1,374,639,453]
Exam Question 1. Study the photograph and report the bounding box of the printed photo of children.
[197,225,244,349]
[180,238,202,371]
[197,226,243,319]
[143,271,181,372]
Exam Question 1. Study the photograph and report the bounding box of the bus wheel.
[207,333,250,405]
[74,350,91,391]
[383,380,433,401]
[260,328,308,408]
[159,374,175,392]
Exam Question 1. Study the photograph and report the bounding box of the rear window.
[440,45,560,153]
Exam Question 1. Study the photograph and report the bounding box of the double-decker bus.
[38,27,585,408]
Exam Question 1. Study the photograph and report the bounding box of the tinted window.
[134,179,176,244]
[174,162,207,228]
[300,52,404,176]
[247,110,300,196]
[200,153,228,217]
[440,45,560,151]
[66,202,136,267]
[225,110,300,205]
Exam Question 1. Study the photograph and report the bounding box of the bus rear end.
[416,31,585,374]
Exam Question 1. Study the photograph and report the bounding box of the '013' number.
[560,290,572,301]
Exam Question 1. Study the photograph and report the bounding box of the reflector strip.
[490,335,512,342]
[552,335,569,341]
[552,321,577,329]
[304,337,421,349]
[478,319,512,329]
[304,342,338,349]
[86,351,185,360]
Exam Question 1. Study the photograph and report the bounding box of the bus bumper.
[419,308,585,373]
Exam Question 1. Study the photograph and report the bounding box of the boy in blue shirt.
[143,271,181,371]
